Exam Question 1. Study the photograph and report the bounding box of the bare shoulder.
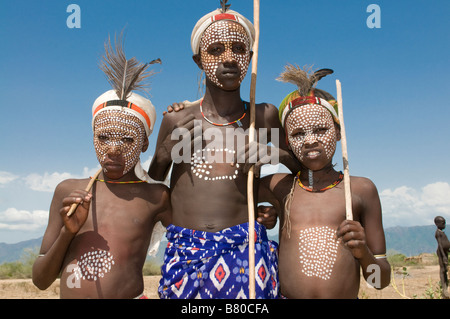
[350,176,382,219]
[143,182,170,195]
[261,172,293,191]
[54,178,91,195]
[162,100,200,125]
[255,102,278,118]
[141,182,170,204]
[350,176,379,195]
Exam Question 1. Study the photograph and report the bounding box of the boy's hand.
[257,205,278,230]
[234,141,280,178]
[336,219,370,260]
[156,113,198,164]
[60,190,92,235]
[163,102,186,115]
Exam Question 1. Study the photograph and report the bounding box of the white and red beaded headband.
[191,9,255,54]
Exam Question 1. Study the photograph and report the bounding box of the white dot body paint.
[190,148,239,182]
[73,249,115,282]
[298,226,338,280]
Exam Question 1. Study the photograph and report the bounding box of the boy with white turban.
[150,4,297,299]
[32,35,171,299]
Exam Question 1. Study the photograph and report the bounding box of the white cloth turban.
[91,90,159,183]
[190,9,255,54]
[92,90,156,137]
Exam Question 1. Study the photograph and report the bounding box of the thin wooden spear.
[67,167,102,217]
[336,80,353,220]
[247,0,260,299]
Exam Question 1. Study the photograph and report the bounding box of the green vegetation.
[142,261,162,276]
[0,249,36,279]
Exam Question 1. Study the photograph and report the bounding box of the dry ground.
[0,265,445,299]
[358,265,444,299]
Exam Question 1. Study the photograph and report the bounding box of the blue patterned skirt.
[158,222,279,299]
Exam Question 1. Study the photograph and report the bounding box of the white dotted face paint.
[73,249,115,282]
[285,104,337,162]
[93,110,146,176]
[298,226,339,280]
[199,20,251,88]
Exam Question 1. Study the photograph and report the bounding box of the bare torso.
[59,179,167,298]
[163,100,278,232]
[268,174,364,299]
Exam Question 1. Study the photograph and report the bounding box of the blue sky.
[0,0,449,243]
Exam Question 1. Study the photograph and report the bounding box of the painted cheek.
[237,52,250,83]
[201,50,221,87]
[318,129,337,160]
[287,135,305,161]
[93,136,109,166]
[122,142,142,174]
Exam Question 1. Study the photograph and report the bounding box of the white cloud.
[0,208,48,231]
[24,172,76,192]
[23,165,101,192]
[0,171,18,186]
[380,182,450,228]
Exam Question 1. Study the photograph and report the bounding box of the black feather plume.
[220,0,231,13]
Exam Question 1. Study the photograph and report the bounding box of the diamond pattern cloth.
[158,222,279,299]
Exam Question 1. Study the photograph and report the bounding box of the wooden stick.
[336,80,353,220]
[247,0,260,300]
[66,167,102,217]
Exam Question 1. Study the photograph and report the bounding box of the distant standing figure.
[435,216,450,298]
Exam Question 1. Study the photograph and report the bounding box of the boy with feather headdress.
[32,34,171,299]
[258,64,391,298]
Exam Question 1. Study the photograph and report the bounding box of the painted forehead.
[200,20,250,50]
[286,104,334,130]
[94,110,145,134]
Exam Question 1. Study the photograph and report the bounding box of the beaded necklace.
[295,171,343,192]
[200,99,247,127]
[91,177,147,184]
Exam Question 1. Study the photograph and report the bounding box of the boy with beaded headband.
[258,64,391,298]
[32,35,171,298]
[150,2,298,299]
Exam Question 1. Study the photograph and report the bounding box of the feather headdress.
[92,32,160,137]
[277,64,333,96]
[99,32,161,100]
[277,64,339,127]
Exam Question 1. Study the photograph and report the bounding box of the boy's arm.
[148,112,196,181]
[261,103,301,175]
[154,185,172,227]
[256,175,281,229]
[32,181,91,290]
[337,177,391,289]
